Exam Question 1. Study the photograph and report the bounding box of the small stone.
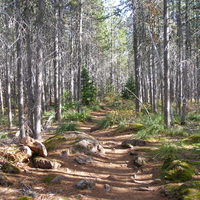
[107,175,118,181]
[75,194,83,199]
[130,152,138,156]
[133,156,147,167]
[121,139,146,148]
[104,184,111,192]
[51,175,66,183]
[75,155,94,165]
[76,179,95,190]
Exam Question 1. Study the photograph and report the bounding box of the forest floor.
[0,108,174,200]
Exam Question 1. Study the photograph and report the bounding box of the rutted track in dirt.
[76,108,167,200]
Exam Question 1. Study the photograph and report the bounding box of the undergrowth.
[56,123,79,134]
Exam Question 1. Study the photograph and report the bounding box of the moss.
[166,181,200,200]
[163,159,195,183]
[44,134,67,151]
[16,196,32,200]
[131,123,146,131]
[42,174,57,184]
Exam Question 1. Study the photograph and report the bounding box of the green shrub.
[152,142,183,161]
[187,112,200,121]
[163,159,195,183]
[98,117,114,129]
[62,109,92,122]
[56,123,79,134]
[184,134,200,144]
[166,181,200,200]
[121,75,136,99]
[81,67,97,105]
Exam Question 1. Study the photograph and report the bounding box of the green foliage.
[152,142,183,161]
[166,181,200,200]
[97,108,138,130]
[56,123,79,134]
[16,197,32,200]
[102,92,121,107]
[62,109,92,122]
[62,101,80,111]
[121,75,136,99]
[183,134,200,144]
[89,103,104,112]
[163,159,195,183]
[187,112,200,121]
[116,123,145,133]
[98,116,114,129]
[42,174,57,184]
[81,67,97,105]
[0,133,9,139]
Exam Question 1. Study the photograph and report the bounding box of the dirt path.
[1,108,167,200]
[72,108,167,200]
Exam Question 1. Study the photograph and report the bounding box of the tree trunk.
[181,0,190,124]
[77,0,82,113]
[5,14,12,128]
[16,0,25,138]
[34,0,44,139]
[132,0,140,112]
[26,0,34,135]
[163,0,171,127]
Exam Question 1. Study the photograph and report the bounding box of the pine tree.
[81,67,97,105]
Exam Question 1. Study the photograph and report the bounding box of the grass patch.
[43,174,57,184]
[56,123,79,134]
[150,141,184,161]
[62,109,92,122]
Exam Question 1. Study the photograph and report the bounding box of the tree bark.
[132,0,140,112]
[34,0,44,139]
[163,0,171,127]
[26,0,34,134]
[16,0,25,138]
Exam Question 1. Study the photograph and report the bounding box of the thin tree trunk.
[0,75,4,118]
[181,0,190,124]
[26,0,34,135]
[16,0,25,138]
[163,0,171,127]
[77,0,82,113]
[34,0,44,139]
[5,14,12,128]
[132,0,140,112]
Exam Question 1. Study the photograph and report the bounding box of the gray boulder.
[70,138,105,155]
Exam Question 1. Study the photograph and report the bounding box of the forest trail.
[71,107,167,200]
[1,108,167,200]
